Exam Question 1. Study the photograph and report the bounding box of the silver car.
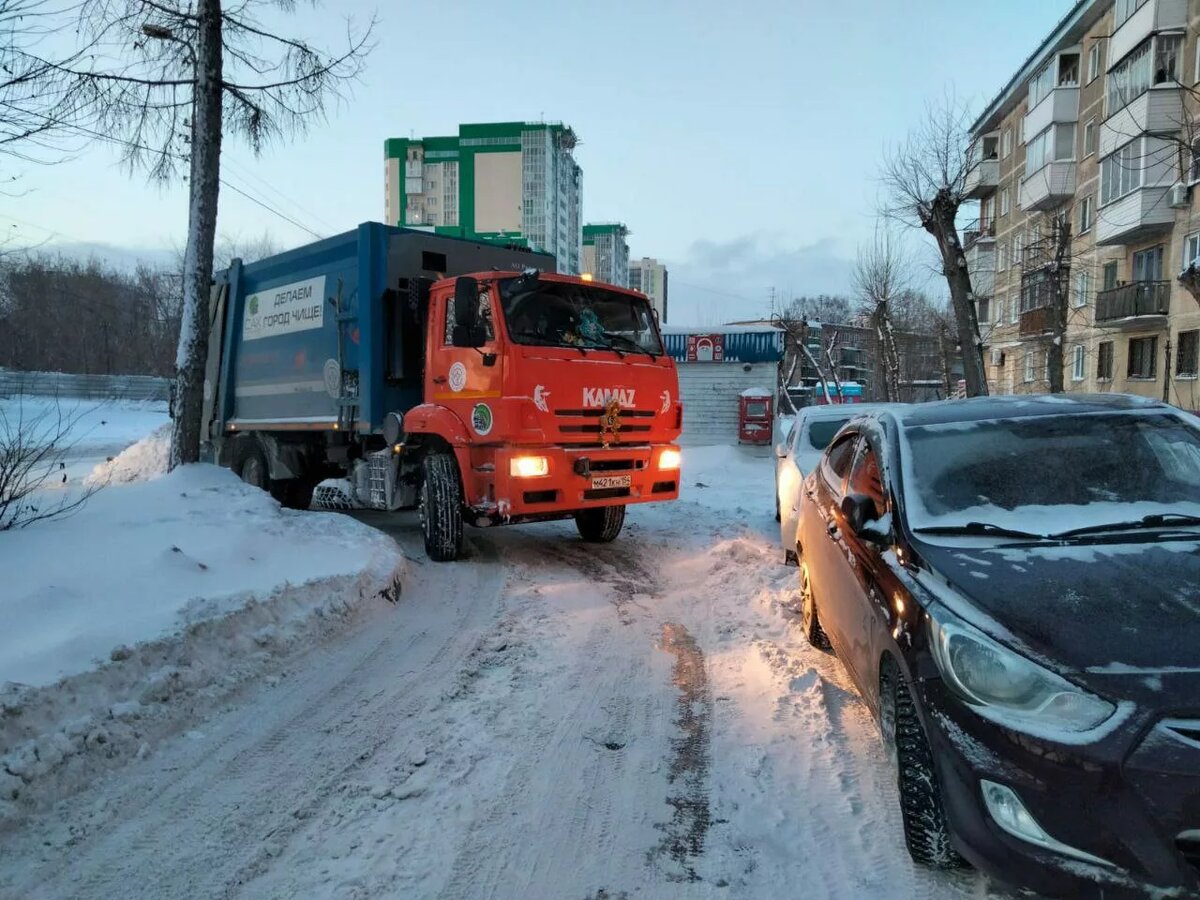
[774,403,898,563]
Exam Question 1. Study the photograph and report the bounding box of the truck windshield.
[498,280,664,356]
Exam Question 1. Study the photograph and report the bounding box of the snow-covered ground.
[0,401,406,826]
[0,435,1013,898]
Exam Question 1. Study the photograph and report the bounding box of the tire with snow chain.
[574,505,626,543]
[420,452,465,562]
[799,564,832,652]
[880,660,963,870]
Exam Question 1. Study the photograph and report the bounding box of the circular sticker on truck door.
[448,362,467,392]
[471,403,493,436]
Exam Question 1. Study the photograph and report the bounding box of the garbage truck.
[200,222,683,560]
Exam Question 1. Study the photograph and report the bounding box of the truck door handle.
[827,519,839,536]
[433,375,447,385]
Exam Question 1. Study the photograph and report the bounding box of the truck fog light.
[658,448,682,470]
[980,780,1113,867]
[510,455,550,478]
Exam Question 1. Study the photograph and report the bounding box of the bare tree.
[882,98,988,397]
[771,309,834,408]
[17,1,373,469]
[852,229,907,402]
[0,397,103,529]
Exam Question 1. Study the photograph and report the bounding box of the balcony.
[1095,281,1171,328]
[961,219,996,251]
[1019,305,1055,338]
[1100,88,1183,157]
[1024,86,1080,138]
[1111,0,1187,67]
[1019,161,1076,211]
[1095,185,1175,245]
[964,237,995,299]
[965,158,1000,199]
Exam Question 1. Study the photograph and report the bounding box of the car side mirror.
[841,493,890,545]
[452,277,486,347]
[774,441,788,459]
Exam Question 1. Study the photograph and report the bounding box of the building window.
[1078,195,1094,233]
[1133,245,1164,281]
[977,297,991,324]
[1023,352,1036,383]
[997,240,1008,271]
[1088,41,1102,84]
[1012,234,1023,270]
[1178,330,1200,377]
[1195,39,1200,83]
[1010,291,1019,324]
[1075,270,1093,308]
[1190,138,1200,184]
[1115,0,1149,27]
[1103,261,1119,291]
[1083,119,1097,157]
[1184,233,1200,271]
[1030,62,1056,108]
[1002,129,1013,158]
[1073,345,1086,381]
[1098,341,1114,380]
[1128,336,1158,379]
[1101,139,1144,205]
[999,188,1011,216]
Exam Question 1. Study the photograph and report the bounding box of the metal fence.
[0,370,170,402]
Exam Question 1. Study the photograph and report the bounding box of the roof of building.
[969,0,1105,137]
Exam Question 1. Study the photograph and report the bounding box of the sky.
[5,0,1075,324]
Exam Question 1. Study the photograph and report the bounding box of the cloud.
[664,233,856,326]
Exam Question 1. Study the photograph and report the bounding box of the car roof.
[798,403,902,423]
[861,393,1169,428]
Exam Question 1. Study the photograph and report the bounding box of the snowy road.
[0,448,1012,899]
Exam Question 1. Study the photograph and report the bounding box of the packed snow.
[0,435,1012,898]
[0,406,406,824]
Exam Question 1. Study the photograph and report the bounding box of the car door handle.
[827,520,839,536]
[433,375,448,385]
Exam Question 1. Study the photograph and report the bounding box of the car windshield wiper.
[1051,513,1200,539]
[913,521,1051,540]
[602,331,658,360]
[507,330,588,356]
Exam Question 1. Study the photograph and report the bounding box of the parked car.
[774,403,897,563]
[796,394,1200,899]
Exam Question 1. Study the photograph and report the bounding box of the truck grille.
[553,408,654,442]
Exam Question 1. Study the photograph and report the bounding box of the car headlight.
[928,610,1116,737]
[510,455,549,478]
[658,448,682,470]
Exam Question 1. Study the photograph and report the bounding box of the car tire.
[575,505,626,543]
[420,452,465,562]
[880,660,963,870]
[799,563,833,652]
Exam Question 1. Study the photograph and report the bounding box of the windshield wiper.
[913,521,1051,540]
[507,330,588,356]
[602,331,658,360]
[1052,513,1200,539]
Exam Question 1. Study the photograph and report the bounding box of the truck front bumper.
[467,444,681,521]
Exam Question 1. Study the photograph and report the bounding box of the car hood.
[915,536,1200,685]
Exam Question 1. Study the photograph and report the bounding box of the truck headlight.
[928,610,1117,738]
[510,455,550,478]
[658,448,682,470]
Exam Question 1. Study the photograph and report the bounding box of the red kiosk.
[738,388,774,444]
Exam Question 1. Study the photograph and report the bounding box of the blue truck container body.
[205,222,555,446]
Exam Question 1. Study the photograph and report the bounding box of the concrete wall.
[677,362,777,445]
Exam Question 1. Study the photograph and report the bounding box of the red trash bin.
[738,389,773,445]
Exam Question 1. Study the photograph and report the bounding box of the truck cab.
[203,224,681,561]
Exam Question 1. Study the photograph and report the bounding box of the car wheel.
[880,660,963,870]
[799,563,832,652]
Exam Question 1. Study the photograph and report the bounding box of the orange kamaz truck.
[201,223,682,560]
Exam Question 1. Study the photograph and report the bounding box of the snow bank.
[0,464,405,820]
[86,422,170,485]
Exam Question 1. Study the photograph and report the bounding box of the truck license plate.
[591,474,631,489]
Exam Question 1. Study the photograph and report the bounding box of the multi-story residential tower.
[966,0,1200,409]
[581,223,630,288]
[384,122,583,274]
[628,257,669,322]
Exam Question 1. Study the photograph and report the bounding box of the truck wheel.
[235,443,270,491]
[420,452,464,562]
[575,505,625,543]
[278,478,317,510]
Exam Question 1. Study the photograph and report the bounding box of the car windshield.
[498,279,664,355]
[807,417,851,451]
[900,412,1200,534]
